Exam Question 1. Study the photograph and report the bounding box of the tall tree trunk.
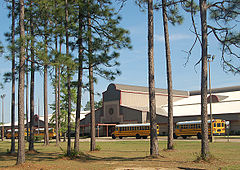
[10,0,16,154]
[88,8,96,152]
[58,66,61,142]
[65,0,71,156]
[43,12,49,145]
[54,0,59,146]
[162,0,174,150]
[29,0,35,151]
[200,0,209,159]
[55,66,59,145]
[44,66,49,145]
[25,29,29,141]
[74,4,83,152]
[25,58,29,142]
[148,0,158,156]
[58,39,62,142]
[55,41,59,145]
[17,0,26,164]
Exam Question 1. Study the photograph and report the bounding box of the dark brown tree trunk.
[43,16,49,145]
[26,58,29,142]
[162,0,174,150]
[54,0,59,146]
[17,0,26,164]
[88,8,96,152]
[89,63,96,151]
[10,0,16,154]
[58,39,62,142]
[58,66,61,142]
[44,64,49,145]
[200,0,209,159]
[29,0,35,151]
[55,40,59,146]
[65,0,72,156]
[74,4,83,152]
[148,0,158,156]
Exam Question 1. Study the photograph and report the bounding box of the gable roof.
[111,83,189,96]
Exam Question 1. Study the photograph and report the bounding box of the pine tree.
[74,1,84,153]
[17,0,26,164]
[148,0,159,157]
[10,0,16,154]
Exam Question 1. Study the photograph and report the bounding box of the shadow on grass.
[66,151,192,166]
[0,149,62,168]
[178,168,206,170]
[0,149,197,168]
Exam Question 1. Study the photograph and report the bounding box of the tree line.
[0,0,239,165]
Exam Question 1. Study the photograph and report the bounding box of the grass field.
[0,139,240,170]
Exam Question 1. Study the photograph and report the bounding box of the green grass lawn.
[0,139,240,169]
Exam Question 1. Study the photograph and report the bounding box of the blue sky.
[0,1,239,123]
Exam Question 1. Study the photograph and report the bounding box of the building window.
[109,108,114,115]
[207,95,220,103]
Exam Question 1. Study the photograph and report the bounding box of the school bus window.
[217,123,221,127]
[222,123,224,127]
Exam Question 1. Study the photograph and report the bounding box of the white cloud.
[155,34,193,42]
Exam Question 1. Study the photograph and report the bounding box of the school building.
[80,83,240,136]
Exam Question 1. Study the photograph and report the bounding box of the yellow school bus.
[174,119,226,139]
[34,128,57,139]
[6,128,57,139]
[5,129,27,139]
[111,123,159,139]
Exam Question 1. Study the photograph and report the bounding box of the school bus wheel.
[112,134,116,139]
[173,133,178,139]
[142,136,147,139]
[136,134,141,139]
[119,136,122,139]
[197,133,202,139]
[182,135,187,139]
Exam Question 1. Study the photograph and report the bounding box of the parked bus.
[5,129,27,139]
[34,128,57,139]
[111,123,159,139]
[174,119,226,139]
[5,128,57,139]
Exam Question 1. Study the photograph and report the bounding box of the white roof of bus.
[176,119,225,125]
[116,123,150,127]
[176,120,210,125]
